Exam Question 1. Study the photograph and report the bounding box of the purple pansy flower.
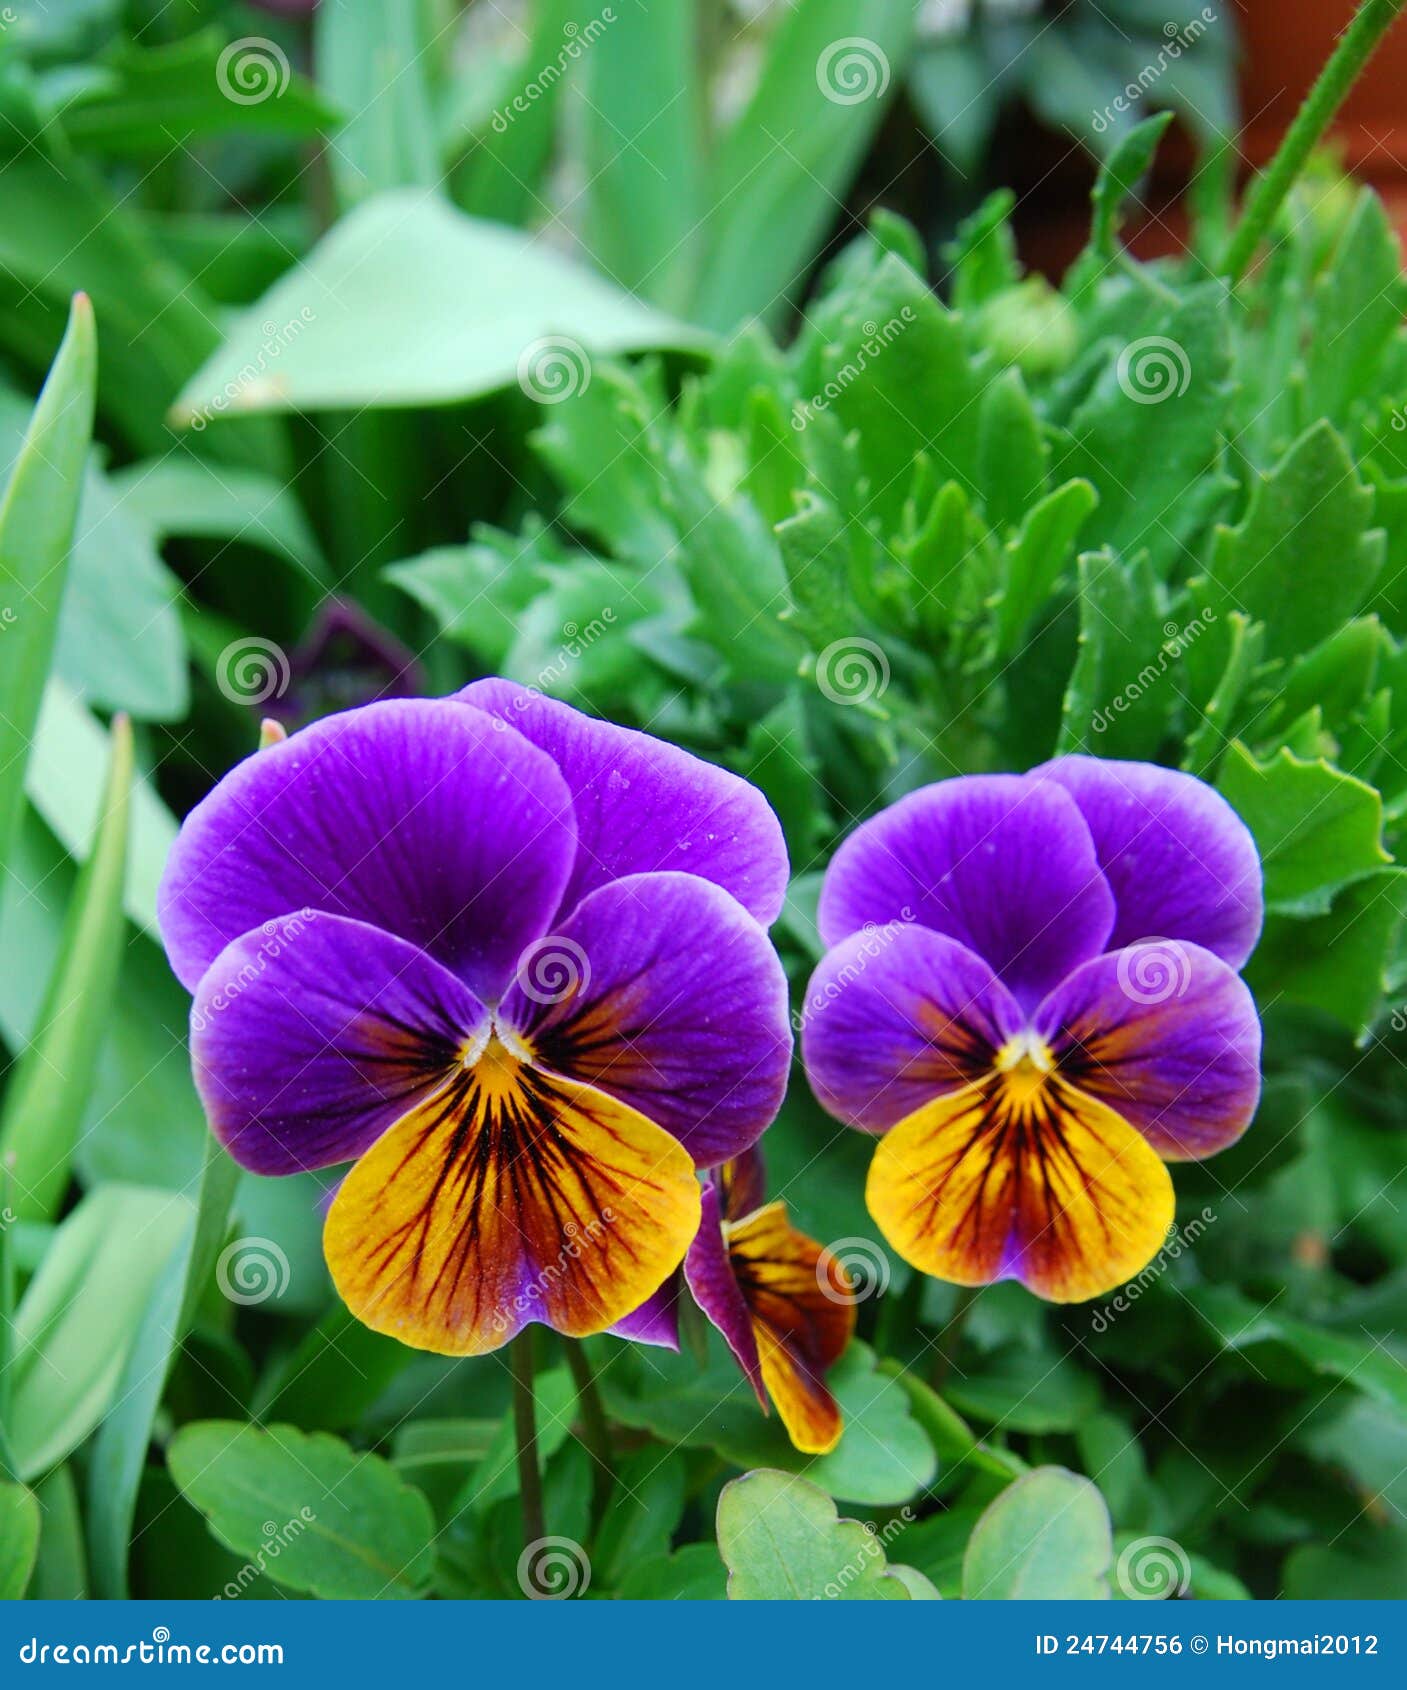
[158,683,792,1356]
[801,757,1264,1304]
[614,1146,855,1454]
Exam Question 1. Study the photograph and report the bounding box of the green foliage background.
[1,0,1405,1603]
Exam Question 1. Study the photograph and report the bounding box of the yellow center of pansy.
[993,1030,1055,1104]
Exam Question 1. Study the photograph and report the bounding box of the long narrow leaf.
[692,0,915,329]
[0,714,133,1221]
[0,294,96,879]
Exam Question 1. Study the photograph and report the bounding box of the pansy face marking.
[159,687,793,1355]
[803,759,1264,1305]
[615,1147,855,1453]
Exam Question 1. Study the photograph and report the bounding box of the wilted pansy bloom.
[159,682,792,1355]
[617,1146,854,1454]
[802,758,1263,1304]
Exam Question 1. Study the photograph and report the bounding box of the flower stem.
[1222,0,1407,284]
[566,1341,614,1526]
[509,1329,545,1550]
[931,1286,980,1392]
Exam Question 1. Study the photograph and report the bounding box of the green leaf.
[1181,611,1265,779]
[173,192,707,419]
[993,479,1098,659]
[1202,422,1383,662]
[9,1184,192,1480]
[314,0,438,207]
[0,1481,40,1598]
[605,1340,935,1506]
[87,1139,240,1598]
[0,293,96,876]
[26,680,177,935]
[1248,868,1407,1039]
[617,1544,728,1601]
[962,1467,1113,1599]
[0,713,132,1219]
[877,1361,1024,1484]
[692,0,915,328]
[256,1304,413,1434]
[1088,113,1175,258]
[581,1,700,312]
[1304,190,1407,423]
[1058,286,1233,574]
[27,1465,86,1600]
[592,1449,687,1590]
[167,1422,436,1600]
[1217,743,1391,915]
[55,29,340,153]
[945,1345,1101,1436]
[1059,548,1174,759]
[717,1469,937,1600]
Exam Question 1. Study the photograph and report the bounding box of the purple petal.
[685,1180,764,1405]
[802,925,1023,1131]
[191,912,486,1176]
[719,1144,768,1223]
[500,872,792,1169]
[1034,941,1263,1161]
[456,681,788,926]
[817,775,1115,1012]
[1034,756,1263,968]
[159,698,576,1001]
[610,1278,682,1350]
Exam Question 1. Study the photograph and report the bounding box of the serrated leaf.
[962,1467,1113,1599]
[993,479,1097,658]
[718,1469,937,1600]
[1217,743,1391,914]
[1203,422,1383,662]
[167,1421,436,1600]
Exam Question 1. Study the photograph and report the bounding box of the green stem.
[565,1341,614,1527]
[931,1286,980,1392]
[1223,0,1407,284]
[509,1330,545,1552]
